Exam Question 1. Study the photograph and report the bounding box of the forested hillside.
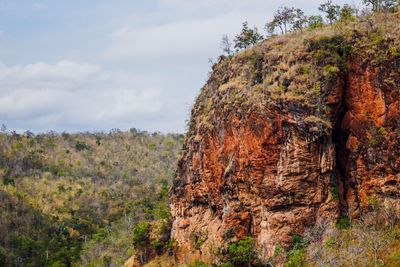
[0,128,183,266]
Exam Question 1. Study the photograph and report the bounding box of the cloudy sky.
[0,0,361,133]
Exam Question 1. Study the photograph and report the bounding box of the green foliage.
[266,6,307,35]
[377,127,388,136]
[234,22,263,51]
[2,176,15,186]
[274,245,285,256]
[284,248,306,267]
[340,4,356,23]
[292,233,306,250]
[148,143,157,150]
[336,216,351,229]
[0,129,183,266]
[188,260,208,267]
[282,233,307,266]
[132,222,150,248]
[223,237,257,266]
[308,15,324,29]
[324,237,336,248]
[390,46,400,57]
[323,64,340,80]
[363,0,398,11]
[331,186,340,201]
[306,35,354,77]
[75,141,90,151]
[368,194,383,210]
[319,0,341,25]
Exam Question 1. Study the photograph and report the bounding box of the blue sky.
[0,0,361,133]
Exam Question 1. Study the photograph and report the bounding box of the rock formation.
[170,11,400,263]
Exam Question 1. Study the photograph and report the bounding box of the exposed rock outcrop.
[171,11,400,263]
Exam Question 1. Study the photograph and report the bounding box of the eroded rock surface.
[170,13,400,262]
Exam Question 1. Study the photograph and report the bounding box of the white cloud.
[104,11,268,63]
[0,60,164,132]
[1,0,364,133]
[32,2,46,11]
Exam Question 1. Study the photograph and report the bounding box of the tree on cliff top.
[266,6,307,35]
[319,0,341,25]
[362,0,398,11]
[234,22,263,51]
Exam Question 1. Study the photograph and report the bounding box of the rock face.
[171,12,400,262]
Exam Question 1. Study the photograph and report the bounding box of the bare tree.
[357,226,388,267]
[220,35,233,56]
[293,9,308,32]
[382,201,398,230]
[362,0,398,11]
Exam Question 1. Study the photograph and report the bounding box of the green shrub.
[284,248,306,267]
[224,237,257,266]
[377,127,387,136]
[148,143,157,150]
[189,260,208,267]
[368,194,382,210]
[308,15,324,29]
[324,65,340,80]
[220,262,235,267]
[390,47,400,57]
[336,216,351,229]
[3,176,15,186]
[331,186,340,201]
[75,141,90,151]
[324,237,336,248]
[132,222,150,248]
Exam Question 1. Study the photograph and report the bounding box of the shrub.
[75,141,90,151]
[224,237,257,266]
[331,186,340,201]
[377,127,388,136]
[189,260,208,267]
[308,15,324,29]
[132,222,150,248]
[190,229,208,250]
[390,47,400,57]
[368,194,382,210]
[336,216,351,229]
[284,248,306,267]
[324,65,340,79]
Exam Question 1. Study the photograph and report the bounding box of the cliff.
[170,11,400,263]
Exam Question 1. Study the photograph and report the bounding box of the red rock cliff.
[170,11,400,263]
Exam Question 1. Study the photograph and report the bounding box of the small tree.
[225,237,256,267]
[234,22,263,51]
[339,4,356,23]
[220,35,233,56]
[293,9,308,31]
[362,0,397,11]
[267,6,298,34]
[0,124,6,133]
[308,15,324,29]
[265,19,279,36]
[132,222,150,248]
[319,0,341,25]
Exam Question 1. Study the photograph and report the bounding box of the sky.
[0,0,362,134]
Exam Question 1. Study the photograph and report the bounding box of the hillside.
[170,8,400,267]
[0,129,183,266]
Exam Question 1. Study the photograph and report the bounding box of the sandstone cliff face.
[171,12,400,262]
